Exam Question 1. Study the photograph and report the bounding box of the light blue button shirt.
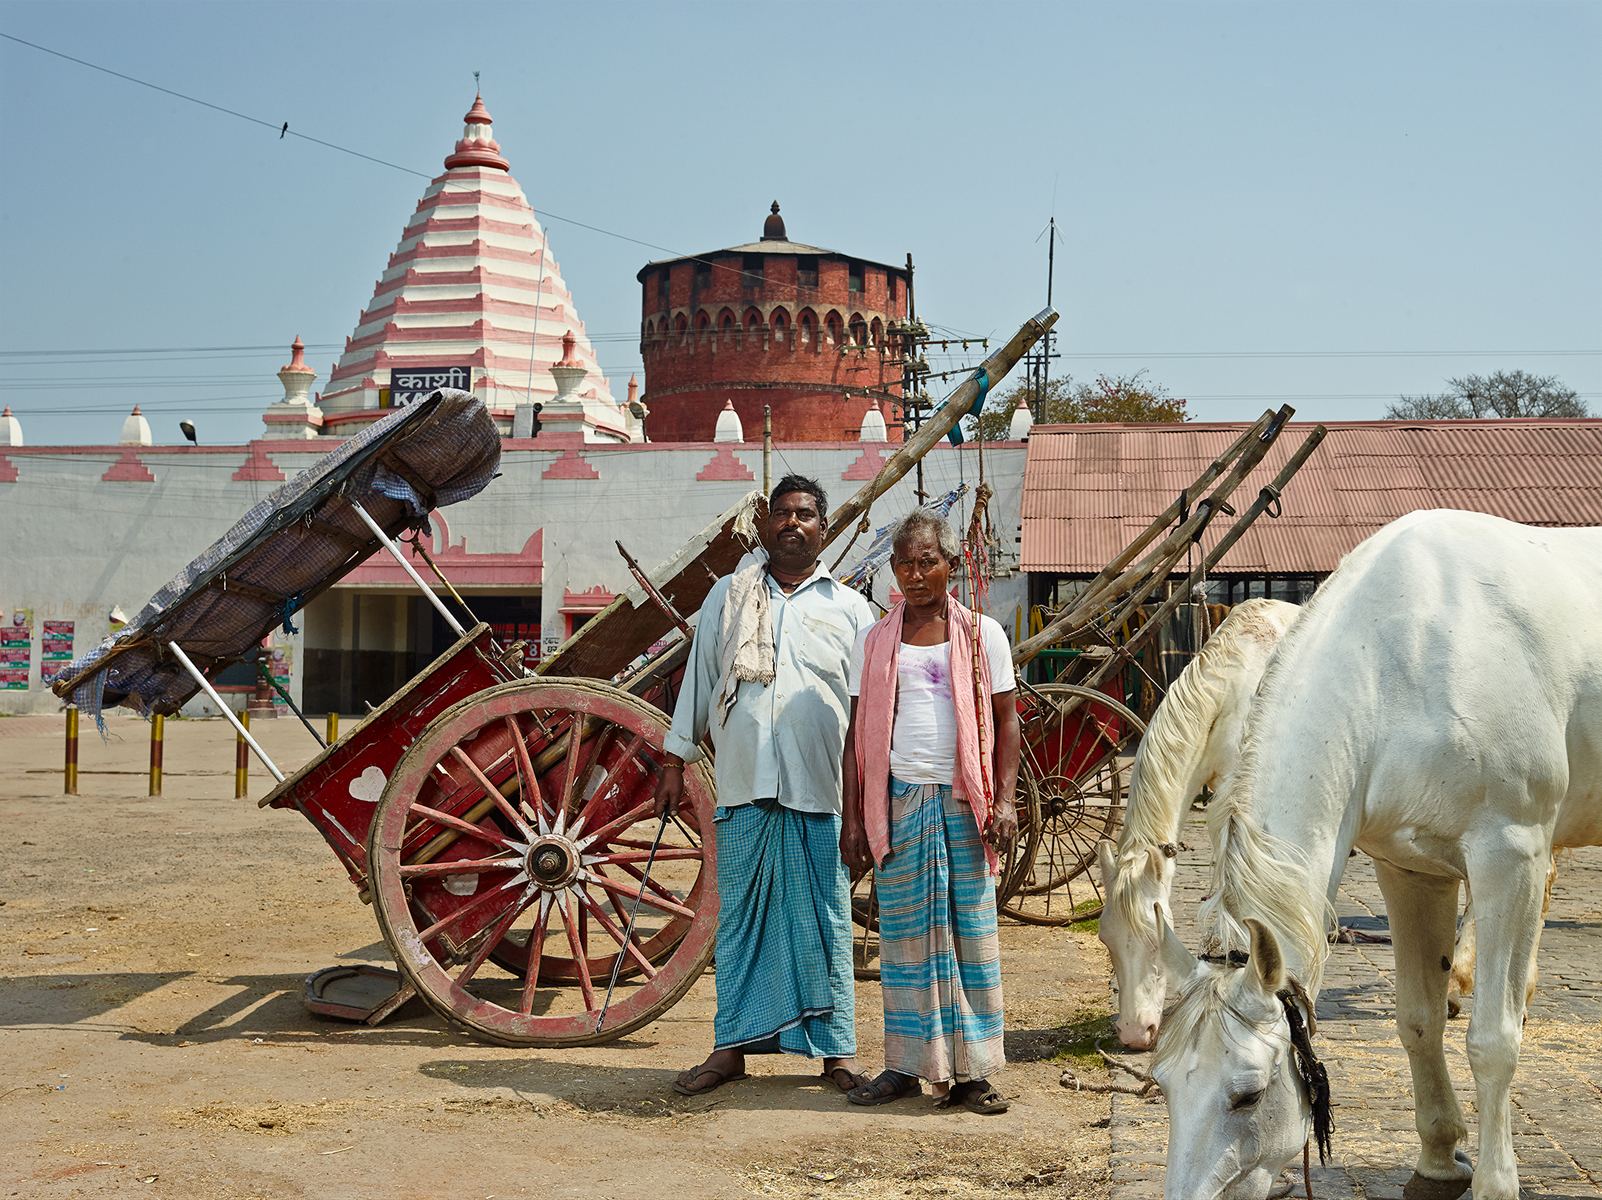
[664,562,874,814]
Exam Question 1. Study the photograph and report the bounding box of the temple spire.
[444,93,510,171]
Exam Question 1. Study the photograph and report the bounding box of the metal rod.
[326,711,340,746]
[167,640,285,783]
[149,713,163,796]
[596,809,671,1031]
[763,405,772,497]
[348,500,467,638]
[63,705,78,796]
[259,662,326,748]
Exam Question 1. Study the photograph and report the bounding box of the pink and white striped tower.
[315,95,630,441]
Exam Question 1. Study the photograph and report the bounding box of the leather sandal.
[935,1079,1009,1114]
[846,1070,922,1106]
[820,1066,872,1093]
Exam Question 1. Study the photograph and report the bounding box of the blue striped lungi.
[875,778,1005,1083]
[711,799,857,1057]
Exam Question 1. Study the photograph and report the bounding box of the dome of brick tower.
[314,95,631,441]
[637,203,910,442]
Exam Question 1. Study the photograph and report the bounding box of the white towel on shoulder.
[716,549,774,727]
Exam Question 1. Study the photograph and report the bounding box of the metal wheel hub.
[527,836,580,888]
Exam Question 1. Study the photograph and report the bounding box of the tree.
[969,371,1189,441]
[1385,370,1588,420]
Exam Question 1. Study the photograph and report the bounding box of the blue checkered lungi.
[875,778,1005,1083]
[711,799,857,1057]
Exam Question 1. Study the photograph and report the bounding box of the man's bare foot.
[820,1057,871,1093]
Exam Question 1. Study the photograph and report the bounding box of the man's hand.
[840,819,873,875]
[653,758,685,818]
[984,797,1018,853]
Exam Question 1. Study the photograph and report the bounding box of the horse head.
[1151,916,1327,1200]
[1097,839,1179,1048]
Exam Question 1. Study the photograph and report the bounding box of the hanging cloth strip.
[945,368,989,445]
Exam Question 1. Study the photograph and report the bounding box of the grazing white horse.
[1097,598,1303,1048]
[1151,510,1602,1200]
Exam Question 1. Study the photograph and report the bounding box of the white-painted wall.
[0,439,1028,717]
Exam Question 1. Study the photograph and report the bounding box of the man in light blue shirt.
[654,474,874,1099]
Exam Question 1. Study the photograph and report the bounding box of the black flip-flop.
[672,1065,750,1097]
[936,1079,1009,1114]
[820,1066,872,1094]
[846,1070,922,1106]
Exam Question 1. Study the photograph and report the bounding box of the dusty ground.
[1,712,1117,1199]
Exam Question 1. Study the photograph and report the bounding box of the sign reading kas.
[389,366,471,407]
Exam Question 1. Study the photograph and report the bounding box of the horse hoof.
[1402,1151,1474,1200]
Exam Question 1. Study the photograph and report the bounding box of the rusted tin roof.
[1020,418,1602,575]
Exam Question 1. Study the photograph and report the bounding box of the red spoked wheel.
[999,682,1144,927]
[366,678,717,1047]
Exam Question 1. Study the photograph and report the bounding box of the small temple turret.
[859,398,887,442]
[1008,391,1034,441]
[713,399,745,443]
[120,406,152,446]
[0,406,22,447]
[264,336,323,439]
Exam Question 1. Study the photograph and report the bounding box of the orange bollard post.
[64,705,79,796]
[234,708,250,798]
[149,713,164,796]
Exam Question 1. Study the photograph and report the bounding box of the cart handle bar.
[166,640,285,782]
[349,501,467,639]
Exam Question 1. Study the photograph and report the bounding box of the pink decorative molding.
[0,453,16,484]
[232,444,285,482]
[842,445,889,480]
[542,449,599,480]
[102,449,155,483]
[560,585,615,613]
[342,515,543,587]
[696,446,755,482]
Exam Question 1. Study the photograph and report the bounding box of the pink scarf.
[853,595,997,876]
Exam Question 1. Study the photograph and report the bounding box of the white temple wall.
[0,440,1028,718]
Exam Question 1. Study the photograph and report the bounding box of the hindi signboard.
[389,366,472,407]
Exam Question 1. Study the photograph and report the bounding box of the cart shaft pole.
[348,501,467,638]
[149,713,163,796]
[63,706,78,796]
[166,640,285,783]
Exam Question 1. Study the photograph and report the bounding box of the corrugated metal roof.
[1020,419,1602,574]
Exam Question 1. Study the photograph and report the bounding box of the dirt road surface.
[1,712,1116,1199]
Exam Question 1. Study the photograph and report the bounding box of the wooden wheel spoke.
[568,730,646,841]
[447,746,536,841]
[577,798,656,851]
[554,713,589,835]
[503,714,553,836]
[518,894,552,1015]
[417,875,525,945]
[589,869,695,920]
[408,801,522,853]
[555,891,597,1010]
[589,847,702,866]
[400,855,522,879]
[577,890,658,980]
[455,888,534,988]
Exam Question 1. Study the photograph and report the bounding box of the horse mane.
[1112,599,1297,934]
[1152,962,1280,1074]
[1196,593,1341,988]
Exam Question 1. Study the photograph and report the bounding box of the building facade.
[638,204,911,443]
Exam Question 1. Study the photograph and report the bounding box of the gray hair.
[890,509,962,563]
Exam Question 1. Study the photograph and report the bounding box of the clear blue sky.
[2,0,1598,446]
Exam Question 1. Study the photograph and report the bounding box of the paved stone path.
[1106,815,1601,1198]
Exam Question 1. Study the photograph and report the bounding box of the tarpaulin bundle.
[837,484,968,591]
[54,390,501,729]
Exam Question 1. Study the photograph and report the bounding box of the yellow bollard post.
[149,713,164,796]
[326,711,339,746]
[234,708,250,798]
[64,705,79,796]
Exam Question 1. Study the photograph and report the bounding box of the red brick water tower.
[637,204,910,442]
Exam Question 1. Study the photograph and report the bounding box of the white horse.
[1097,598,1303,1048]
[1150,510,1602,1200]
